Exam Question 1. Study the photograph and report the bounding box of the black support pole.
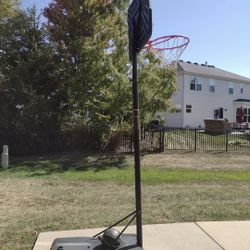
[132,49,143,248]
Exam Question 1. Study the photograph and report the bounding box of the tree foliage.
[44,0,176,136]
[0,0,177,141]
[0,0,20,20]
[0,8,68,131]
[44,0,131,137]
[138,51,176,124]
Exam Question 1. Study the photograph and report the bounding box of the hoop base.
[50,235,143,250]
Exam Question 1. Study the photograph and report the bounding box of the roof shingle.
[178,61,250,83]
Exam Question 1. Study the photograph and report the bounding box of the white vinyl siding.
[165,62,250,128]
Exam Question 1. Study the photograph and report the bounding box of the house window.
[218,108,224,119]
[228,82,234,94]
[190,79,196,90]
[214,108,224,119]
[186,105,192,113]
[240,84,244,94]
[214,109,218,119]
[196,83,202,91]
[244,108,250,122]
[209,79,215,92]
[190,77,202,91]
[210,85,215,92]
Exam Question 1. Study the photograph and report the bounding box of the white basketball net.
[145,35,190,70]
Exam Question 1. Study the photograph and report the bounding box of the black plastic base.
[50,234,143,250]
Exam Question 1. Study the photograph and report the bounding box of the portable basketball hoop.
[145,35,190,69]
[50,1,151,250]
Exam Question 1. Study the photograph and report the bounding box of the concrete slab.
[33,223,222,250]
[197,221,250,250]
[142,224,222,250]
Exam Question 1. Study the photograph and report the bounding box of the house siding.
[159,74,184,127]
[165,62,250,128]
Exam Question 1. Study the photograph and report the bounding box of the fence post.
[159,132,161,152]
[225,132,228,152]
[194,129,197,151]
[159,131,164,152]
[162,131,165,152]
[1,145,9,169]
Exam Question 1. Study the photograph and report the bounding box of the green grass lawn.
[1,152,250,249]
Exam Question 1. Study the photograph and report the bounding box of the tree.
[44,0,177,143]
[0,1,22,130]
[44,1,131,135]
[0,0,19,20]
[0,7,69,131]
[138,51,177,125]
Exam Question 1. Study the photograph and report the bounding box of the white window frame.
[190,77,202,91]
[209,79,215,92]
[190,78,196,90]
[196,77,202,91]
[228,82,234,94]
[240,84,244,94]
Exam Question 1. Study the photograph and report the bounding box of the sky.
[21,0,250,78]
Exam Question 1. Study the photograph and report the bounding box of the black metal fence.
[0,128,94,156]
[104,130,162,153]
[0,129,163,156]
[101,128,250,153]
[163,128,250,152]
[1,128,250,157]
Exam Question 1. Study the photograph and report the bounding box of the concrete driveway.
[33,221,250,250]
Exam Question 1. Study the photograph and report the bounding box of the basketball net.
[144,35,190,70]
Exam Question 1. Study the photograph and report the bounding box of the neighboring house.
[158,61,250,128]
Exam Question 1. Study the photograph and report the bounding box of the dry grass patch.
[1,177,250,249]
[1,152,250,249]
[140,151,250,170]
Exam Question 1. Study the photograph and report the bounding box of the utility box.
[1,145,9,169]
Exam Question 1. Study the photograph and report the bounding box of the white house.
[158,61,250,128]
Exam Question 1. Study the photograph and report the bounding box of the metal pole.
[194,129,197,151]
[226,132,228,152]
[162,131,165,152]
[132,49,143,247]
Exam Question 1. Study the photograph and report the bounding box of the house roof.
[233,99,250,103]
[178,61,250,83]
